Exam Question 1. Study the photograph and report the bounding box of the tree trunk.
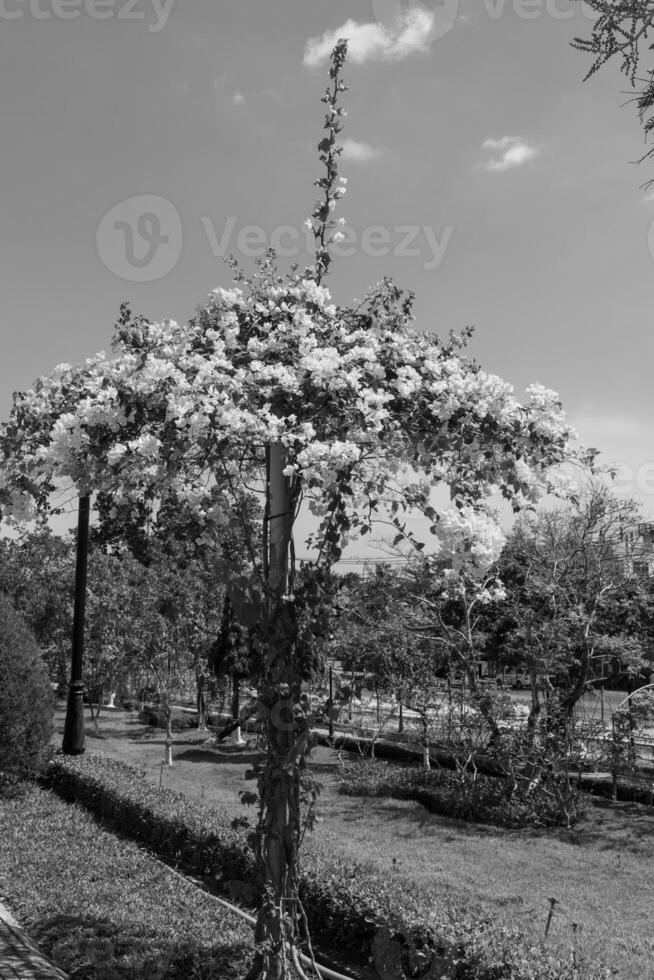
[164,701,173,767]
[232,674,245,744]
[232,673,240,721]
[93,693,103,735]
[251,669,302,980]
[422,715,431,770]
[248,441,305,980]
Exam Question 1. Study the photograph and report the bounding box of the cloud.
[641,188,654,206]
[213,76,248,109]
[341,138,380,162]
[303,9,434,67]
[481,136,542,172]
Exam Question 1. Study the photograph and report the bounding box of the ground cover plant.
[41,705,654,977]
[0,781,255,979]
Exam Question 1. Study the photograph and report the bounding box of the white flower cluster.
[436,506,506,576]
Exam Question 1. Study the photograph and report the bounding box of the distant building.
[620,522,654,579]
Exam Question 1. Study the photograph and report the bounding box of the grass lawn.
[51,704,654,978]
[0,781,255,979]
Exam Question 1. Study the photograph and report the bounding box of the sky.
[1,0,653,555]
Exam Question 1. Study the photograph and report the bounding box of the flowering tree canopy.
[1,273,578,565]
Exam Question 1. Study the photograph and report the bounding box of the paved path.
[0,903,68,980]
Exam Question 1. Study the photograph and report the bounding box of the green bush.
[137,707,199,731]
[0,594,54,781]
[337,760,585,828]
[137,706,227,730]
[44,752,611,979]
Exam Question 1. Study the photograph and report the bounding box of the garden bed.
[45,705,654,977]
[0,781,254,979]
[42,749,614,979]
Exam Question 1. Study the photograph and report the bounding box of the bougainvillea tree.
[0,42,584,979]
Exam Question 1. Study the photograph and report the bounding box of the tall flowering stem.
[306,38,348,284]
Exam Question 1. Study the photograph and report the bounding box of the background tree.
[210,594,259,742]
[573,1,654,177]
[496,485,648,736]
[91,482,259,728]
[0,528,74,688]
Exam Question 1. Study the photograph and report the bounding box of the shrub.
[337,760,585,828]
[44,752,611,979]
[0,594,54,782]
[138,707,198,731]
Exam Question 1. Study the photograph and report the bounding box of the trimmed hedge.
[44,753,255,885]
[337,761,584,829]
[44,751,612,979]
[138,707,229,731]
[581,773,654,805]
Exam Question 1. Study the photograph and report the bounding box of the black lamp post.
[62,492,90,755]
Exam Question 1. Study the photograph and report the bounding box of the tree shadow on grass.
[34,912,253,980]
[325,790,521,841]
[559,796,654,856]
[175,747,265,766]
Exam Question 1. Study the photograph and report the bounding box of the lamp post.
[62,492,90,755]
